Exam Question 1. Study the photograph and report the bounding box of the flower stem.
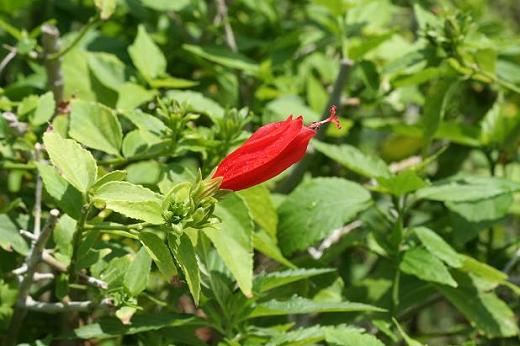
[68,203,93,280]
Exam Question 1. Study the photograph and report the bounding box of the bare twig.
[389,156,422,173]
[308,220,363,259]
[20,229,37,241]
[0,47,17,75]
[33,143,43,239]
[2,112,28,136]
[214,0,237,53]
[81,274,108,290]
[12,264,28,276]
[41,24,64,105]
[276,58,353,193]
[42,250,108,289]
[33,272,55,281]
[4,209,60,346]
[213,0,251,108]
[21,296,112,313]
[41,250,67,271]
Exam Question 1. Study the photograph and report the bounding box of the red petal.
[219,126,315,190]
[214,116,304,183]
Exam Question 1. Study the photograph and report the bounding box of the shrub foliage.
[0,1,519,345]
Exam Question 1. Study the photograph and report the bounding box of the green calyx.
[162,173,222,231]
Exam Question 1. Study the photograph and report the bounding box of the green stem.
[484,151,496,260]
[69,203,92,280]
[0,161,36,170]
[99,140,172,167]
[98,229,139,239]
[390,194,407,316]
[84,222,148,231]
[47,17,99,61]
[391,266,401,315]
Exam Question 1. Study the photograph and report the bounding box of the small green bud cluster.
[162,173,222,232]
[214,107,250,143]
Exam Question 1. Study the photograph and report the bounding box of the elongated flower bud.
[213,105,341,191]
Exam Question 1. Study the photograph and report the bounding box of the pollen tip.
[328,105,342,129]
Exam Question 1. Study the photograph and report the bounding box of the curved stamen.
[308,105,342,130]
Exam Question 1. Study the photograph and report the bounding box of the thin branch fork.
[214,0,237,53]
[0,46,17,75]
[4,209,60,346]
[42,250,108,290]
[21,296,112,314]
[33,143,43,239]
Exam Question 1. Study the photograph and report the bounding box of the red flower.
[213,105,341,191]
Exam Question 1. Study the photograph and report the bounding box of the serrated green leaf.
[100,256,131,288]
[43,131,97,193]
[123,110,168,136]
[377,170,427,196]
[53,215,76,263]
[416,176,520,202]
[437,272,518,338]
[139,231,177,280]
[238,185,278,237]
[69,100,123,156]
[87,52,125,90]
[459,255,507,285]
[93,181,164,224]
[124,247,152,296]
[445,193,513,222]
[31,91,55,126]
[127,161,161,186]
[0,214,29,255]
[129,25,166,80]
[314,141,391,179]
[62,48,95,101]
[278,177,372,255]
[400,247,457,287]
[414,227,462,268]
[37,162,84,219]
[250,296,384,317]
[168,233,200,304]
[91,170,127,191]
[204,193,253,297]
[116,83,157,110]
